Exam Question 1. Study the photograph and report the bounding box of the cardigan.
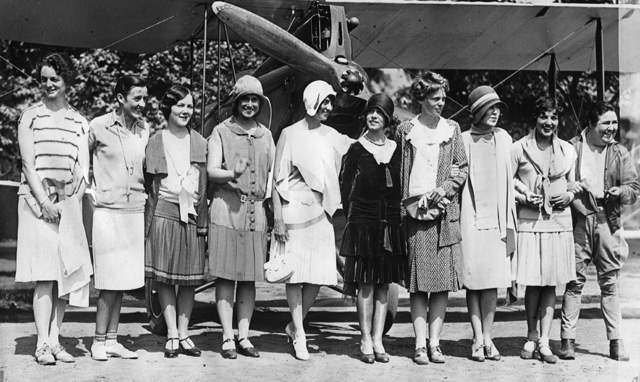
[144,128,208,237]
[394,118,469,247]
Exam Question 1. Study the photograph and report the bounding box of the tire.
[145,278,167,336]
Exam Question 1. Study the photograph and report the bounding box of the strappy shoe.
[286,328,309,361]
[537,341,558,364]
[35,344,56,365]
[179,337,202,357]
[471,343,485,362]
[50,344,74,363]
[164,338,179,358]
[236,337,259,358]
[221,338,237,359]
[484,344,501,361]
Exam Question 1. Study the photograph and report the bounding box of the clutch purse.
[264,234,294,283]
[402,195,449,221]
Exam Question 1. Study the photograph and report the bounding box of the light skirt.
[286,214,337,286]
[15,197,92,307]
[93,208,144,290]
[516,231,575,286]
[461,224,513,290]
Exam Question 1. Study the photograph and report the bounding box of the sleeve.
[510,141,528,203]
[339,144,359,219]
[441,124,468,198]
[196,162,209,236]
[209,126,224,168]
[618,147,640,205]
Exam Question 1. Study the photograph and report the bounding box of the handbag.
[264,234,294,283]
[402,195,449,221]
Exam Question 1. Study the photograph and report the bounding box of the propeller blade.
[212,1,342,90]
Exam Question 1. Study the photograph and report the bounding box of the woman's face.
[316,97,333,122]
[365,108,386,133]
[535,109,558,139]
[168,94,194,128]
[590,110,618,146]
[118,86,148,120]
[421,89,446,118]
[40,66,67,100]
[478,105,501,128]
[237,94,260,120]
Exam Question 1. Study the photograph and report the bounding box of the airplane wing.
[0,0,312,53]
[329,1,640,73]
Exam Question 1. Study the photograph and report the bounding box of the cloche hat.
[468,85,507,125]
[303,80,336,117]
[364,93,394,125]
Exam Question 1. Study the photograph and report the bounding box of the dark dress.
[339,141,407,289]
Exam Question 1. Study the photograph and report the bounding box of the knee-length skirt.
[405,217,462,293]
[93,208,145,290]
[145,200,205,286]
[516,231,575,286]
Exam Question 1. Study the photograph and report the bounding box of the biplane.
[1,0,639,333]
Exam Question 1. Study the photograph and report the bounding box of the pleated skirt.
[340,219,407,285]
[145,202,205,286]
[286,214,337,286]
[208,225,268,282]
[516,231,575,286]
[93,208,145,290]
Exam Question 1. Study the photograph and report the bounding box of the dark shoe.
[221,338,237,359]
[360,351,375,364]
[413,347,429,365]
[164,338,179,358]
[484,344,501,361]
[557,339,575,360]
[610,340,630,362]
[374,351,390,363]
[236,338,260,358]
[179,337,202,357]
[537,341,558,364]
[428,345,445,363]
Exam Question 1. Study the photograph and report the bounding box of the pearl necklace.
[364,133,386,146]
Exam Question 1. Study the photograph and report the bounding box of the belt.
[240,194,265,203]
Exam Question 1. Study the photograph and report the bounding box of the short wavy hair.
[410,71,449,102]
[35,53,76,86]
[532,96,562,119]
[587,101,616,127]
[160,84,192,121]
[113,75,147,103]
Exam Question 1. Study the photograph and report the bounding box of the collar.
[224,116,266,138]
[405,116,453,144]
[146,127,207,175]
[107,110,146,132]
[358,136,397,164]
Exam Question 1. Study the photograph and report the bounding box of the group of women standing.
[16,52,580,366]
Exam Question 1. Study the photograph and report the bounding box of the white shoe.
[106,342,138,359]
[292,336,309,361]
[91,342,108,361]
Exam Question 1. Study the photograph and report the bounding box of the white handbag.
[264,234,294,283]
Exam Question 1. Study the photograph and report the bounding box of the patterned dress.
[394,117,468,293]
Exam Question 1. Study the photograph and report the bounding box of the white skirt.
[93,208,144,290]
[15,197,92,307]
[516,231,575,286]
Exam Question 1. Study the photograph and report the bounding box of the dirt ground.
[2,242,640,382]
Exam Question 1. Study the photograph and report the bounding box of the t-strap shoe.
[237,338,259,358]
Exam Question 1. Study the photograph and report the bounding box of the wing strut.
[201,6,209,135]
[595,18,604,101]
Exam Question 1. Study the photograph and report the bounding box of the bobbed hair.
[113,75,147,103]
[533,97,562,119]
[587,101,616,127]
[160,84,192,121]
[35,52,76,87]
[410,71,449,102]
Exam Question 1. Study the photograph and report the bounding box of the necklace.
[364,133,386,146]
